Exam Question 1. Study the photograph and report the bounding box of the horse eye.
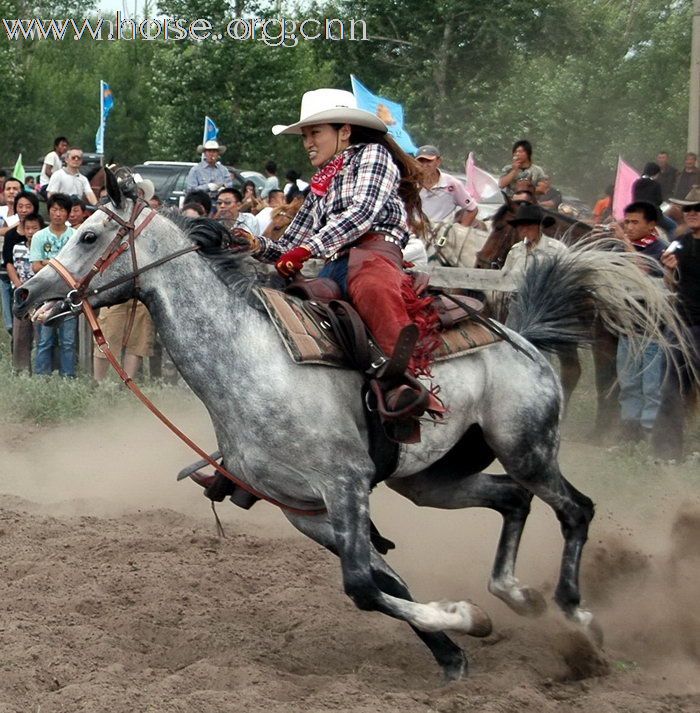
[80,231,98,245]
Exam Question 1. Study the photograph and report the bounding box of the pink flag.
[465,152,500,202]
[612,157,640,221]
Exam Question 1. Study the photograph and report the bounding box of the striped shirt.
[255,143,410,263]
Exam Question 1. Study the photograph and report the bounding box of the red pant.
[347,240,412,360]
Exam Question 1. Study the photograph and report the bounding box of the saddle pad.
[257,287,501,368]
[258,287,346,366]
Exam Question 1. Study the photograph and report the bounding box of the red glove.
[275,246,312,277]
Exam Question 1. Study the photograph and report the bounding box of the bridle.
[44,198,326,517]
[48,199,195,315]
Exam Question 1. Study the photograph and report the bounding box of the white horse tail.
[506,239,699,384]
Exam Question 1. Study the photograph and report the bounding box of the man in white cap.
[416,145,478,227]
[186,139,233,195]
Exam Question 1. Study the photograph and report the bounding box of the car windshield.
[132,166,181,195]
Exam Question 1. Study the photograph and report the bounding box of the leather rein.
[47,200,326,517]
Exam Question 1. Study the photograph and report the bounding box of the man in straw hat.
[652,186,700,461]
[185,139,232,196]
[245,87,445,442]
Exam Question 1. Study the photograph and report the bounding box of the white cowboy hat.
[668,185,700,206]
[272,88,388,136]
[196,139,227,154]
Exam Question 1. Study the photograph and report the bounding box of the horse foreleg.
[390,470,545,617]
[285,507,471,680]
[285,487,489,679]
[369,552,467,681]
[326,487,491,636]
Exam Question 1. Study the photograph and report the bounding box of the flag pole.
[100,80,105,166]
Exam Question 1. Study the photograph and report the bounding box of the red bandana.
[310,154,345,197]
[632,232,659,249]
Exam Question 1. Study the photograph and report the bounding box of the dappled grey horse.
[15,170,688,681]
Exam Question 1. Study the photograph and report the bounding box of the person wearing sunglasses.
[46,148,97,205]
[651,187,700,461]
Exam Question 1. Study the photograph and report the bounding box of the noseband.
[48,200,158,311]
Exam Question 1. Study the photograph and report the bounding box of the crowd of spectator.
[0,135,308,385]
[1,134,698,462]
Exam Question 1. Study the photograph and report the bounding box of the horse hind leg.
[501,452,599,641]
[558,346,582,413]
[390,469,546,618]
[487,491,548,617]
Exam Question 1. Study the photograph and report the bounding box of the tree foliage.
[0,0,693,198]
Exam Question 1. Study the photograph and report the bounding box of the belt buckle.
[436,235,447,248]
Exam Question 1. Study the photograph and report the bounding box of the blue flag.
[350,75,417,154]
[95,81,114,154]
[203,116,219,144]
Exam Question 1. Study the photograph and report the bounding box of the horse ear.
[105,166,122,208]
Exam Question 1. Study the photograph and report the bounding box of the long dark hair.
[335,124,426,237]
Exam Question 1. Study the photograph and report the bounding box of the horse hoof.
[569,608,604,647]
[514,587,548,618]
[489,581,547,618]
[423,600,492,637]
[442,652,467,683]
[447,601,492,637]
[585,617,604,648]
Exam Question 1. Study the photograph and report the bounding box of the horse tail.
[505,251,597,353]
[506,240,700,386]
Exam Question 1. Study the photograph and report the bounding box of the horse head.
[15,166,252,325]
[14,166,160,323]
[475,196,519,269]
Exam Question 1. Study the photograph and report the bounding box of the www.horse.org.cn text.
[2,14,370,46]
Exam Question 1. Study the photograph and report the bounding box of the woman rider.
[246,88,443,439]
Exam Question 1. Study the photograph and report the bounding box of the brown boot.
[384,383,429,418]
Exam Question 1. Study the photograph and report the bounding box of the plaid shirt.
[255,143,410,262]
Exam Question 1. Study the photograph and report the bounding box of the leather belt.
[326,232,403,262]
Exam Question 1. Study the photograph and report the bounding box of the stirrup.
[372,381,429,420]
[176,451,222,481]
[177,451,233,503]
[373,324,419,382]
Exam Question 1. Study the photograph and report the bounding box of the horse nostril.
[14,287,29,305]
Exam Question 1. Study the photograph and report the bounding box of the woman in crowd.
[239,180,264,215]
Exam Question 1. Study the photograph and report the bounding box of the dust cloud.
[0,394,698,712]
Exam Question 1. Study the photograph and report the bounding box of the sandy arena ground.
[0,395,698,712]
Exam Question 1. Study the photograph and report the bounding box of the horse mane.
[163,213,263,294]
[491,203,510,225]
[476,204,516,268]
